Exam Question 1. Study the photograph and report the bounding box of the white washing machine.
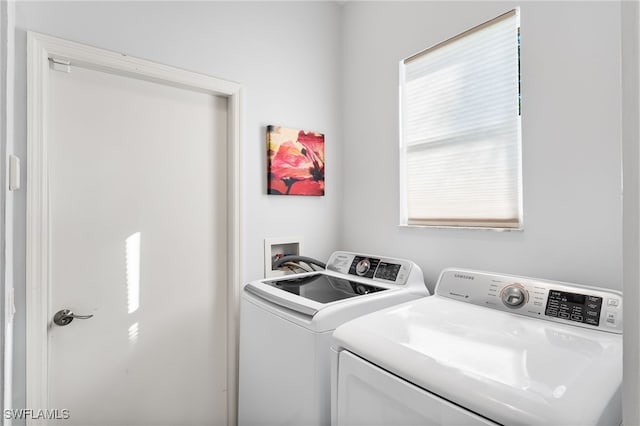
[238,251,429,426]
[331,268,623,426]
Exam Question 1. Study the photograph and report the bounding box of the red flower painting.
[267,125,325,196]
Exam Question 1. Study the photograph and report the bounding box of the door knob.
[53,309,94,326]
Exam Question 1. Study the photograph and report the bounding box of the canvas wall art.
[267,125,325,196]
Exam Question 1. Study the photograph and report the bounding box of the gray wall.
[13,0,343,413]
[340,1,623,293]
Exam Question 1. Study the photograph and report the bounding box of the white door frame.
[26,32,242,425]
[1,1,16,422]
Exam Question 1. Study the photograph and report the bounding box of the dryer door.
[335,350,497,426]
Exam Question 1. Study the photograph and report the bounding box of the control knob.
[501,284,528,309]
[355,258,371,276]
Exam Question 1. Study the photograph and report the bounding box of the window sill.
[398,223,524,232]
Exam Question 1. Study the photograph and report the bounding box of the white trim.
[622,1,640,425]
[26,31,50,417]
[1,1,16,424]
[26,32,242,425]
[226,87,242,426]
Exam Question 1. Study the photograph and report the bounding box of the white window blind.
[400,9,522,228]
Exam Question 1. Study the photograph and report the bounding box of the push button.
[605,312,617,326]
[607,298,619,308]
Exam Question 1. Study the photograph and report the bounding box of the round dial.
[501,284,528,309]
[355,258,371,276]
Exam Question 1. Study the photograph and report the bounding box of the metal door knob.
[53,309,94,326]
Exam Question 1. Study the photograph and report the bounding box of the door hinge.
[8,155,20,191]
[49,57,71,73]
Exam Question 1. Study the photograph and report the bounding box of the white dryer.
[238,251,429,426]
[331,268,622,426]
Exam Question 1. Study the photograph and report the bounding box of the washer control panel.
[545,290,603,326]
[436,268,622,334]
[326,252,413,285]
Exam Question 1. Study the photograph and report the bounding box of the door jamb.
[26,31,242,425]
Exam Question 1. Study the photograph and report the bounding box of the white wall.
[340,1,623,292]
[12,0,343,415]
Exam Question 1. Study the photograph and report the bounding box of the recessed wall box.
[264,237,303,278]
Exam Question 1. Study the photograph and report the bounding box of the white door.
[43,60,228,425]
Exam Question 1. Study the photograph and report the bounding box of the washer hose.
[272,255,326,271]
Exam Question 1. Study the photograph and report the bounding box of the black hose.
[272,255,326,270]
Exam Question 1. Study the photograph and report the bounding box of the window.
[399,9,522,229]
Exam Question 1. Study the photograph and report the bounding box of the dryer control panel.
[326,252,414,286]
[436,268,622,334]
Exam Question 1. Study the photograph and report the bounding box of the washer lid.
[245,271,390,317]
[332,296,622,426]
